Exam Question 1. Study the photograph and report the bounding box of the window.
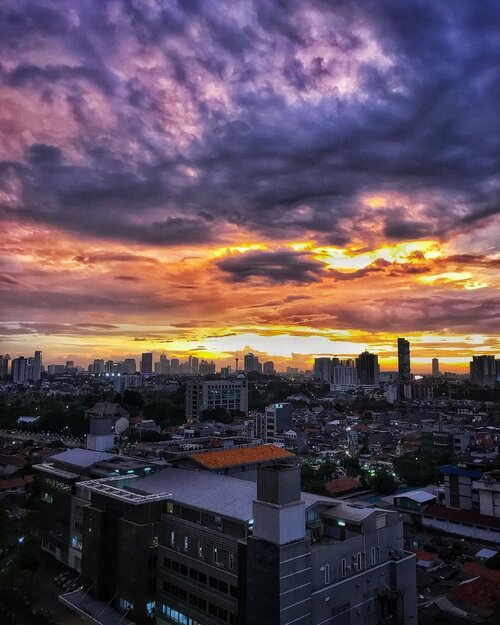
[341,558,347,577]
[356,552,362,570]
[209,576,218,589]
[219,580,228,594]
[324,563,330,585]
[184,536,189,552]
[371,547,377,566]
[198,542,204,559]
[166,501,174,514]
[332,602,350,625]
[41,491,53,504]
[229,552,234,570]
[170,531,175,547]
[213,546,218,564]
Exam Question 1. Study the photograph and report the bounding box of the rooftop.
[131,468,330,522]
[190,444,294,470]
[50,448,116,468]
[424,504,500,529]
[395,490,437,504]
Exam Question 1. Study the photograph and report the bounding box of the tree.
[343,456,362,477]
[371,469,398,495]
[393,456,441,487]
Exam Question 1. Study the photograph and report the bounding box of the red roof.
[0,454,28,468]
[462,562,500,583]
[0,477,27,490]
[191,444,294,470]
[424,504,500,529]
[408,549,437,561]
[454,563,500,609]
[325,477,361,495]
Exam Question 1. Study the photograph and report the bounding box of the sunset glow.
[0,0,499,373]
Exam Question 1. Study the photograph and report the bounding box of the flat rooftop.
[131,468,331,522]
[191,444,294,470]
[50,449,116,468]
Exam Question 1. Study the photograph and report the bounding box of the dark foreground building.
[48,459,416,625]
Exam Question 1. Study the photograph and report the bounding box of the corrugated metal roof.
[131,468,331,522]
[190,444,293,469]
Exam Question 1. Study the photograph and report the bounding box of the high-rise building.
[244,352,262,374]
[170,358,180,374]
[188,355,199,374]
[432,357,440,377]
[32,350,42,382]
[105,359,114,373]
[0,354,10,379]
[185,377,248,420]
[199,360,216,375]
[12,356,28,384]
[123,358,137,374]
[313,357,339,384]
[332,364,358,389]
[141,352,153,374]
[470,355,496,386]
[397,338,411,381]
[355,351,380,385]
[92,359,104,374]
[159,354,170,375]
[263,360,275,375]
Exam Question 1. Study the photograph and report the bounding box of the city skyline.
[0,1,499,372]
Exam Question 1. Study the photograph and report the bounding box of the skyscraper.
[355,350,380,385]
[432,357,440,376]
[313,357,336,384]
[244,353,262,374]
[159,354,170,375]
[188,355,199,374]
[470,355,496,386]
[0,354,10,379]
[12,357,28,384]
[123,358,137,374]
[32,350,42,382]
[397,338,411,381]
[141,352,153,374]
[263,360,275,375]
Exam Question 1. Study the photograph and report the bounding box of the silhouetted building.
[432,357,440,376]
[470,355,496,386]
[355,350,380,385]
[397,338,411,381]
[141,352,153,374]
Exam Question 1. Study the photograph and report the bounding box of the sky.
[0,0,499,372]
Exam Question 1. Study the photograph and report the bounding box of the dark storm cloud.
[217,250,324,284]
[1,0,499,245]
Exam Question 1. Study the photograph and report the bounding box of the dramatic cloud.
[217,250,324,284]
[0,0,499,369]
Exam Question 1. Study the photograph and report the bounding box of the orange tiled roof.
[325,477,361,494]
[191,444,294,470]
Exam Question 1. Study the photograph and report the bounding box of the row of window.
[162,586,237,624]
[44,477,72,493]
[323,549,378,585]
[161,604,202,625]
[169,532,234,569]
[163,557,237,597]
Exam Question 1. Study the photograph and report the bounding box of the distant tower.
[432,357,440,377]
[235,353,239,373]
[141,352,153,374]
[397,338,411,381]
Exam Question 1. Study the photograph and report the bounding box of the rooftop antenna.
[235,352,239,372]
